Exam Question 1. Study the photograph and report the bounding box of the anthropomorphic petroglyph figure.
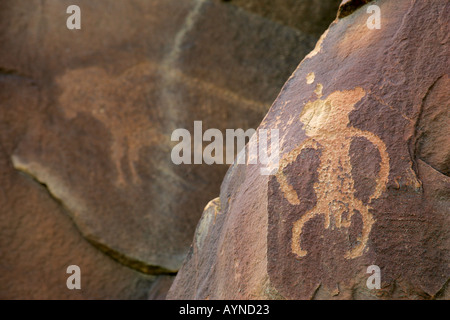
[276,87,390,259]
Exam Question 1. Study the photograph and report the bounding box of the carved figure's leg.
[291,209,321,258]
[344,202,374,259]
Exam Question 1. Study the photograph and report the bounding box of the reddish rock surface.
[0,0,338,298]
[168,0,449,299]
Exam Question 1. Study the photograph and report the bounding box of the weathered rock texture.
[0,0,338,298]
[168,0,450,299]
[217,0,342,37]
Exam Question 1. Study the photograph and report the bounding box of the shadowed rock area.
[168,0,449,299]
[218,0,341,37]
[0,0,339,298]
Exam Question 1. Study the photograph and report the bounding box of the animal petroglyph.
[275,87,390,259]
[57,63,265,187]
[57,65,165,186]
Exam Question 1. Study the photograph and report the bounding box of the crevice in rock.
[0,67,34,83]
[310,283,322,300]
[0,67,18,75]
[86,238,178,276]
[417,156,450,178]
[337,0,372,19]
[412,75,449,178]
[434,279,450,300]
[13,165,178,276]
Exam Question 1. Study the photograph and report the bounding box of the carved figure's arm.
[354,130,390,201]
[275,138,320,205]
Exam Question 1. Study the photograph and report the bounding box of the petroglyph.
[306,72,315,84]
[275,87,390,259]
[57,62,265,187]
[57,65,165,187]
[314,83,323,98]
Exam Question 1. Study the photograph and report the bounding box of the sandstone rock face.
[168,0,450,299]
[0,0,338,298]
[217,0,342,37]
